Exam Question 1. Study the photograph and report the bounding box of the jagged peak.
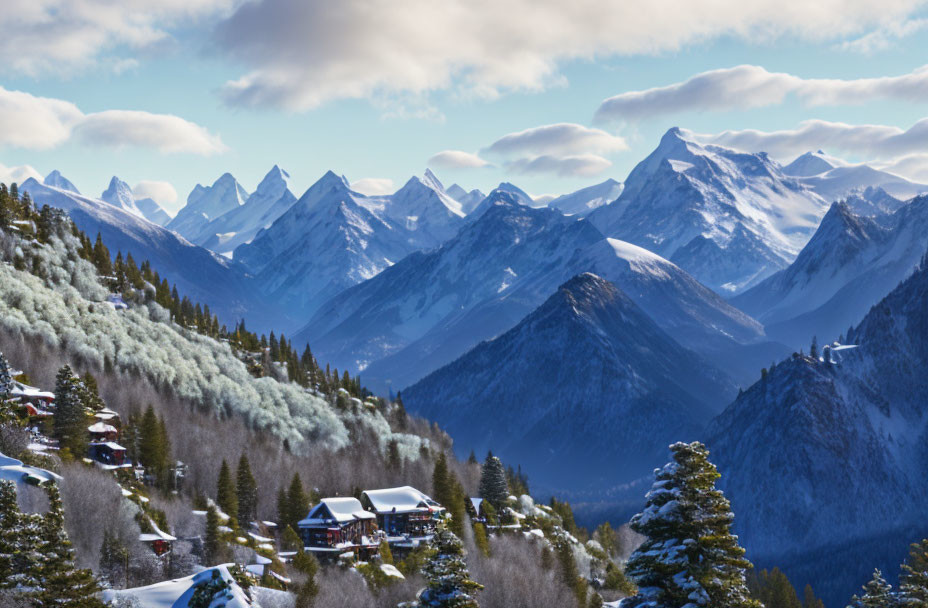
[43,170,79,194]
[423,168,444,192]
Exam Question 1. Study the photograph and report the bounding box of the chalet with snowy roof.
[87,441,130,469]
[139,519,176,556]
[88,422,118,442]
[93,407,119,423]
[297,497,380,561]
[11,381,54,411]
[360,486,444,542]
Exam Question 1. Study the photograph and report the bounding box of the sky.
[2,0,928,214]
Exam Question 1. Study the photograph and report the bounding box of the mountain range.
[297,190,777,393]
[403,272,735,492]
[709,249,928,605]
[19,176,285,331]
[732,195,928,348]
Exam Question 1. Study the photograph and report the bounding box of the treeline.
[0,181,365,398]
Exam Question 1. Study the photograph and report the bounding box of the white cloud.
[485,123,627,157]
[0,0,236,76]
[0,86,225,155]
[350,178,396,196]
[878,153,928,182]
[506,154,612,177]
[839,18,928,53]
[213,0,928,111]
[0,162,43,185]
[75,111,227,155]
[691,119,928,161]
[595,64,928,122]
[427,150,490,170]
[133,180,178,207]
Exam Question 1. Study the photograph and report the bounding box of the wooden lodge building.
[297,497,379,561]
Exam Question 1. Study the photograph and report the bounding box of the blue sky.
[2,0,928,213]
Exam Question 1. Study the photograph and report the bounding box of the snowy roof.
[90,441,126,451]
[88,422,118,434]
[299,497,375,526]
[11,382,54,400]
[254,554,272,565]
[361,486,442,514]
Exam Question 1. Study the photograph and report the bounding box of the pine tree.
[624,441,760,608]
[748,567,801,608]
[848,569,896,608]
[285,473,309,531]
[281,525,302,552]
[900,541,928,608]
[432,453,451,506]
[236,454,258,526]
[803,584,825,608]
[478,455,509,509]
[138,405,168,486]
[412,525,482,607]
[555,538,586,606]
[0,352,13,399]
[53,366,88,458]
[99,528,129,588]
[216,460,238,520]
[33,484,105,607]
[204,505,222,565]
[0,480,39,590]
[292,550,320,607]
[810,336,819,359]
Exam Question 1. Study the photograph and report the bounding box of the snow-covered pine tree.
[624,441,760,608]
[52,365,88,458]
[0,352,13,398]
[408,524,483,608]
[0,480,40,591]
[847,569,897,608]
[32,484,105,607]
[478,456,508,508]
[900,539,928,608]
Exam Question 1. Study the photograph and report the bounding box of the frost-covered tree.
[0,352,13,399]
[0,480,39,590]
[33,484,105,607]
[624,441,760,608]
[478,456,508,508]
[408,525,483,608]
[847,569,897,608]
[900,539,928,608]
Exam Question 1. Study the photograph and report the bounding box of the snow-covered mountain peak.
[167,172,248,241]
[43,170,79,194]
[253,165,291,197]
[100,176,142,218]
[548,178,623,216]
[783,149,848,177]
[422,168,445,192]
[446,183,487,214]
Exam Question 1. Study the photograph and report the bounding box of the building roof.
[90,441,127,451]
[298,497,376,526]
[361,486,442,514]
[11,382,54,400]
[88,422,118,434]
